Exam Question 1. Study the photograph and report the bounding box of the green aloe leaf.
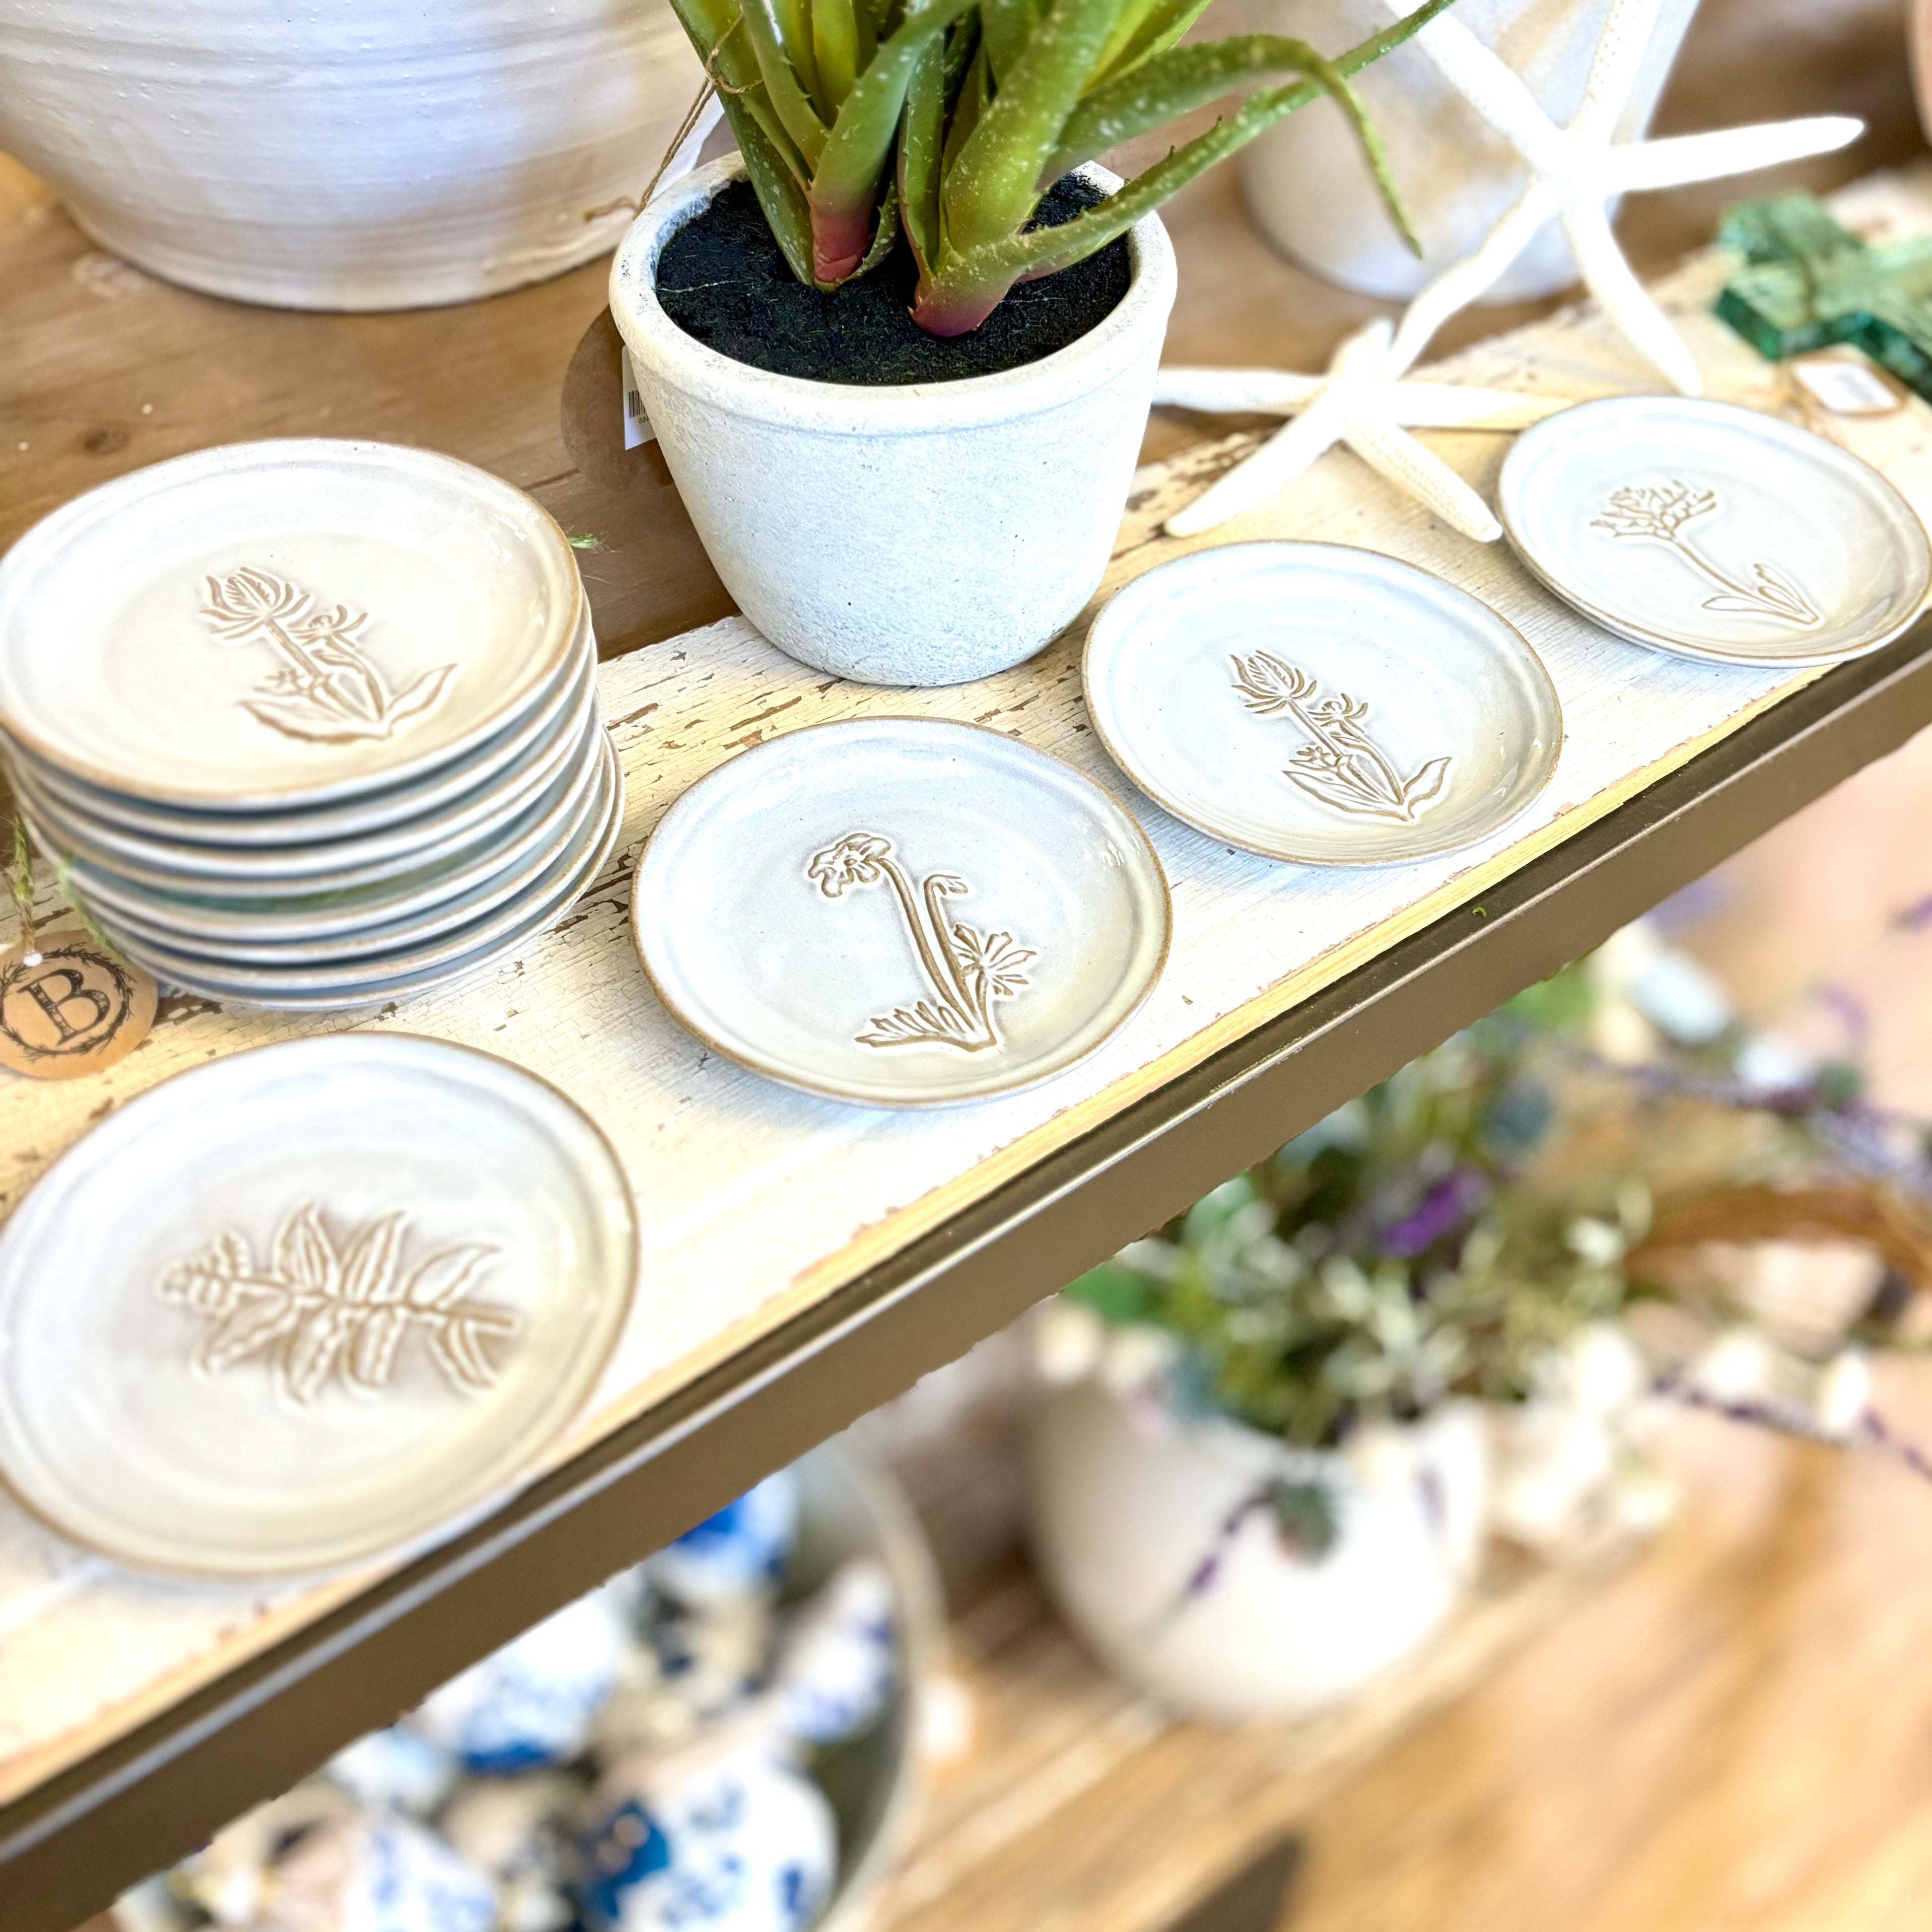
[942,0,1131,257]
[771,0,827,111]
[978,0,1040,86]
[727,98,819,281]
[739,0,831,163]
[813,0,862,106]
[998,0,1460,279]
[898,34,948,271]
[814,0,983,211]
[1047,35,1389,209]
[1087,0,1195,89]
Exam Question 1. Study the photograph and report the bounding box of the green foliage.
[1066,963,1643,1447]
[661,0,1460,333]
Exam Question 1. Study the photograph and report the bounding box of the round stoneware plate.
[632,719,1171,1106]
[2,606,596,847]
[0,439,583,808]
[1498,396,1932,667]
[1084,543,1563,866]
[0,1035,635,1576]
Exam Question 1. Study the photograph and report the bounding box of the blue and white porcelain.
[648,1471,800,1606]
[411,1590,630,1773]
[262,1814,496,1932]
[326,1727,458,1817]
[772,1560,897,1746]
[438,1773,581,1932]
[580,1746,836,1932]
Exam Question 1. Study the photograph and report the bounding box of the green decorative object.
[1716,192,1932,402]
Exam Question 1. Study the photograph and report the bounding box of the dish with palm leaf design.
[1498,396,1931,666]
[630,718,1170,1106]
[1083,543,1563,867]
[0,1035,635,1576]
[0,439,584,807]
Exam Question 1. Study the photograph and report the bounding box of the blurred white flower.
[1033,1298,1106,1385]
[1561,1322,1649,1418]
[1629,949,1733,1045]
[1734,1031,1813,1093]
[1587,921,1663,997]
[1343,1420,1414,1496]
[1610,1465,1679,1534]
[1587,997,1659,1067]
[1565,1216,1626,1270]
[1814,1350,1872,1441]
[1690,1327,1778,1405]
[1099,1321,1179,1398]
[1491,1404,1615,1548]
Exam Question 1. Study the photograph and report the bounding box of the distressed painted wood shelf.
[4,157,1932,1932]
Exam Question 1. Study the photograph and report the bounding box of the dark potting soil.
[655,174,1132,385]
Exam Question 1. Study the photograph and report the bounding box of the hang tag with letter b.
[0,925,157,1080]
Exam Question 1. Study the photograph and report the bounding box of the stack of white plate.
[0,440,621,1009]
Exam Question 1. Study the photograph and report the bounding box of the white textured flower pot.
[0,0,703,311]
[1239,0,1698,302]
[609,158,1177,688]
[1030,1382,1487,1724]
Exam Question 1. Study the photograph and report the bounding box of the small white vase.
[0,0,704,311]
[1239,0,1699,302]
[1030,1381,1488,1724]
[608,158,1176,689]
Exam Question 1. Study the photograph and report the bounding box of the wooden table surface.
[21,1,1932,1927]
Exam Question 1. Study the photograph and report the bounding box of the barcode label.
[621,346,656,449]
[1791,354,1903,417]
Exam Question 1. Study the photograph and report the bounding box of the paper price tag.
[1791,354,1906,417]
[621,347,656,450]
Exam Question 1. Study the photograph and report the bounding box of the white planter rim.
[609,155,1176,438]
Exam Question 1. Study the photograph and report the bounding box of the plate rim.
[1082,539,1566,868]
[0,1031,639,1579]
[1495,394,1932,668]
[1,605,596,846]
[0,439,588,810]
[629,714,1173,1108]
[140,746,627,1010]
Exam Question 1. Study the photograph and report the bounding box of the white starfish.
[1380,0,1862,394]
[1157,318,1566,541]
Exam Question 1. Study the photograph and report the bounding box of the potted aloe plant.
[609,0,1455,687]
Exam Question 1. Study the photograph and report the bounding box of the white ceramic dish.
[1084,543,1564,866]
[0,440,584,806]
[4,607,595,846]
[100,748,621,996]
[112,759,625,1011]
[1497,396,1932,666]
[141,781,624,1012]
[92,738,614,961]
[18,675,601,894]
[631,718,1171,1106]
[0,1034,635,1577]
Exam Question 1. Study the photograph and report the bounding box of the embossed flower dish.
[1497,396,1932,666]
[630,719,1171,1106]
[0,1035,636,1576]
[0,441,619,1007]
[1083,543,1563,866]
